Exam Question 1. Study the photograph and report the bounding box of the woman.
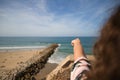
[71,6,120,80]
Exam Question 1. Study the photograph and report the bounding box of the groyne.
[0,44,58,80]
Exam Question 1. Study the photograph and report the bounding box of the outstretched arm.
[71,38,90,80]
[71,38,86,61]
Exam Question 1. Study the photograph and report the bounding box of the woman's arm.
[71,38,86,61]
[71,38,90,80]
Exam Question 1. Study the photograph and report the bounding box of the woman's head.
[89,6,120,80]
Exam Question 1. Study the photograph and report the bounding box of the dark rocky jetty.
[0,44,58,80]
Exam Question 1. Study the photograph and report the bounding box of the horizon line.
[0,36,98,37]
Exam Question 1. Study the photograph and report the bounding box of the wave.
[48,50,69,64]
[58,44,61,47]
[0,46,46,50]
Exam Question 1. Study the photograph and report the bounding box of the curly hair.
[87,6,120,80]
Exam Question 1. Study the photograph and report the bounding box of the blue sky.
[0,0,119,36]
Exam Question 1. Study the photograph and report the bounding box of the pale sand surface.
[0,49,58,80]
[0,49,43,71]
[34,63,58,80]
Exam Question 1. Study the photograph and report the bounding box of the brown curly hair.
[88,6,120,80]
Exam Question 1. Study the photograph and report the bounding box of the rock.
[46,55,95,80]
[46,54,74,80]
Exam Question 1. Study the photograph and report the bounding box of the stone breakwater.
[0,44,58,80]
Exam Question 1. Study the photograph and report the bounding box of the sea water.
[0,37,97,63]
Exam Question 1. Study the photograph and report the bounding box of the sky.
[0,0,120,37]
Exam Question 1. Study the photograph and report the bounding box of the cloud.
[0,0,119,36]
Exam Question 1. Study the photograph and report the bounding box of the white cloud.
[0,0,117,36]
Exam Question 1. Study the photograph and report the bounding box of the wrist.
[73,42,81,47]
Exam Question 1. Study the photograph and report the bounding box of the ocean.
[0,37,97,63]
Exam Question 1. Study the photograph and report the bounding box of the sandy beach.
[0,47,58,80]
[35,63,58,80]
[0,49,43,71]
[0,47,94,80]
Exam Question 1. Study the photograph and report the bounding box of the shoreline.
[0,44,58,80]
[0,48,44,52]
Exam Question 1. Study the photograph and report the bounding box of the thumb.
[71,40,74,46]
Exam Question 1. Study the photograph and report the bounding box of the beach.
[35,63,58,80]
[0,45,95,80]
[0,49,58,80]
[0,49,43,71]
[0,44,59,80]
[0,37,96,80]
